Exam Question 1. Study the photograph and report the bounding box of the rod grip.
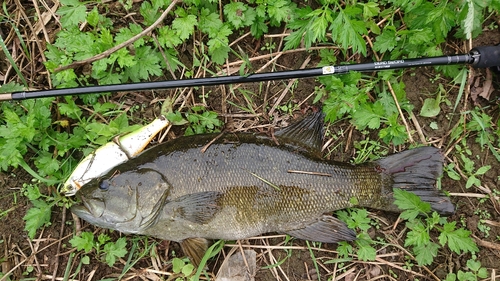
[471,44,500,70]
[0,94,13,101]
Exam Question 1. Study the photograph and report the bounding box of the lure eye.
[99,179,110,190]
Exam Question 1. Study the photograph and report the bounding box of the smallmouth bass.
[71,112,454,265]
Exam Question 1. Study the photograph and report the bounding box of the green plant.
[260,40,276,52]
[419,84,447,118]
[0,96,142,186]
[102,237,128,267]
[394,189,478,266]
[352,139,388,163]
[468,110,500,161]
[69,231,128,267]
[22,183,55,239]
[450,108,500,162]
[473,209,491,237]
[165,105,223,136]
[447,143,492,189]
[46,0,297,83]
[0,81,25,94]
[284,2,369,55]
[444,257,488,281]
[184,106,223,135]
[336,208,377,261]
[46,0,176,86]
[21,181,78,245]
[319,67,412,145]
[61,253,89,281]
[277,102,299,116]
[171,257,196,281]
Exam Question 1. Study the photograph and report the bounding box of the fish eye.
[99,179,110,190]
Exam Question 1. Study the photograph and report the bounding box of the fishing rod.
[1,45,499,101]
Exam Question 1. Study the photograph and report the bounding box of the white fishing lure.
[62,116,170,196]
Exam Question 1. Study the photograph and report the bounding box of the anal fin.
[285,215,356,243]
[181,238,209,268]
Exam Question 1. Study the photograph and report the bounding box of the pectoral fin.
[181,238,209,268]
[285,215,356,243]
[171,192,222,224]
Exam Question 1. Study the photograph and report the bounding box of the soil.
[1,2,500,281]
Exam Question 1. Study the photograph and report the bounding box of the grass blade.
[0,36,28,87]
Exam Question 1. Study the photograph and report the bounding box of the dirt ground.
[1,2,500,281]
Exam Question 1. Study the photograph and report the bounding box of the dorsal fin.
[274,111,325,154]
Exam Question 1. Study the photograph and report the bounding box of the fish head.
[71,168,171,233]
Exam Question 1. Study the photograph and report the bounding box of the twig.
[473,235,500,251]
[14,0,48,65]
[332,267,357,281]
[268,56,311,117]
[35,0,60,32]
[0,232,72,281]
[264,237,290,281]
[220,46,339,70]
[409,111,427,144]
[54,0,180,72]
[449,192,499,200]
[287,170,332,177]
[27,234,43,277]
[373,257,429,279]
[50,205,67,281]
[368,274,398,281]
[31,0,50,43]
[72,212,82,236]
[219,113,263,118]
[1,235,11,280]
[386,80,414,143]
[237,241,251,276]
[200,132,225,153]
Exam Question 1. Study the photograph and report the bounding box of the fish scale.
[146,141,375,199]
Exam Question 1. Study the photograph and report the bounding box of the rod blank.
[2,46,498,101]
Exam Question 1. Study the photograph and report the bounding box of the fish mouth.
[70,204,99,225]
[71,201,123,230]
[71,191,142,227]
[70,204,91,218]
[71,195,105,219]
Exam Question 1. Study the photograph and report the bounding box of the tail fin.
[376,147,455,215]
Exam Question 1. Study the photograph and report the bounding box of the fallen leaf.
[479,68,493,100]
